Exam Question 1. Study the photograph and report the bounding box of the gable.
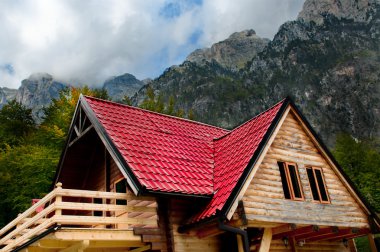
[241,109,370,228]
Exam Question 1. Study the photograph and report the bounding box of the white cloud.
[0,0,304,89]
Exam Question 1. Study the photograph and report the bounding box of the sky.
[0,0,305,89]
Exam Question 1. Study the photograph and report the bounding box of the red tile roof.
[83,96,285,221]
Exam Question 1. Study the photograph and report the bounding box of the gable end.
[53,95,143,195]
[220,98,291,220]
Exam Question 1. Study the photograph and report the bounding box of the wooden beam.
[307,228,351,242]
[272,223,296,235]
[272,225,318,240]
[295,226,335,242]
[129,245,151,252]
[53,229,142,241]
[289,237,298,252]
[328,228,370,242]
[349,239,357,252]
[237,234,244,252]
[368,234,378,252]
[68,125,93,147]
[59,240,89,252]
[258,228,272,252]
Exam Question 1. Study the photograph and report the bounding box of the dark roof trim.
[220,97,291,220]
[145,189,213,199]
[288,99,380,232]
[79,95,143,194]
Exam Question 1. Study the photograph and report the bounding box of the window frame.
[306,167,330,204]
[278,161,305,201]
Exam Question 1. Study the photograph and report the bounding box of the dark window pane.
[315,169,329,202]
[115,179,127,205]
[278,162,291,199]
[288,164,302,198]
[307,168,320,201]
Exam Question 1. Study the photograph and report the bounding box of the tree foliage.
[0,145,59,227]
[140,86,192,119]
[333,133,380,211]
[0,86,111,227]
[0,100,35,147]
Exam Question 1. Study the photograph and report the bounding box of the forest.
[0,87,379,250]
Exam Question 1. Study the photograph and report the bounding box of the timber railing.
[0,183,158,252]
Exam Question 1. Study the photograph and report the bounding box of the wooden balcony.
[0,183,159,252]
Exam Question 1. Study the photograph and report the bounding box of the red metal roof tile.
[83,96,285,221]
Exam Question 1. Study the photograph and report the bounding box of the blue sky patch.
[188,29,203,45]
[1,64,15,75]
[159,0,203,19]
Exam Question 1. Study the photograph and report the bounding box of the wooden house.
[0,96,379,252]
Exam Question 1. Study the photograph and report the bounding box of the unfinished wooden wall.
[242,110,369,228]
[169,199,221,252]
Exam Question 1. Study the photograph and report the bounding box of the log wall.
[242,111,369,228]
[169,199,221,252]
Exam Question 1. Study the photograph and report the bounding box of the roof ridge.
[214,98,287,141]
[83,95,229,132]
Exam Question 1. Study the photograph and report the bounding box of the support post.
[368,234,378,252]
[55,182,63,220]
[258,228,272,252]
[348,239,357,252]
[237,234,244,252]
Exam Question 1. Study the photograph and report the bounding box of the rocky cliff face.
[134,0,380,147]
[103,73,144,101]
[0,87,17,108]
[186,29,269,70]
[298,0,377,24]
[16,73,67,120]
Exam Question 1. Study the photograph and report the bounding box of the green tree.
[37,86,110,149]
[333,133,380,211]
[121,95,132,106]
[0,100,35,147]
[0,144,59,227]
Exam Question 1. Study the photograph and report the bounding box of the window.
[306,167,330,203]
[114,178,127,205]
[278,162,304,200]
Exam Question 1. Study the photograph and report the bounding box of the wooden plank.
[56,202,156,212]
[59,240,89,252]
[129,245,151,252]
[52,229,142,241]
[54,215,158,226]
[368,234,378,252]
[348,239,357,252]
[258,228,272,252]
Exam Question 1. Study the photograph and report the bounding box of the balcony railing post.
[55,182,63,222]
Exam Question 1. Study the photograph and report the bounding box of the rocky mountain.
[103,73,144,101]
[186,29,269,70]
[133,0,380,147]
[16,73,67,120]
[0,72,144,122]
[0,87,17,108]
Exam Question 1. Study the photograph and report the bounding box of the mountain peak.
[298,0,378,24]
[186,29,269,70]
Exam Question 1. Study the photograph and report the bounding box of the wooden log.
[258,228,272,252]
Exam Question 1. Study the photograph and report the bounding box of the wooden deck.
[0,183,158,252]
